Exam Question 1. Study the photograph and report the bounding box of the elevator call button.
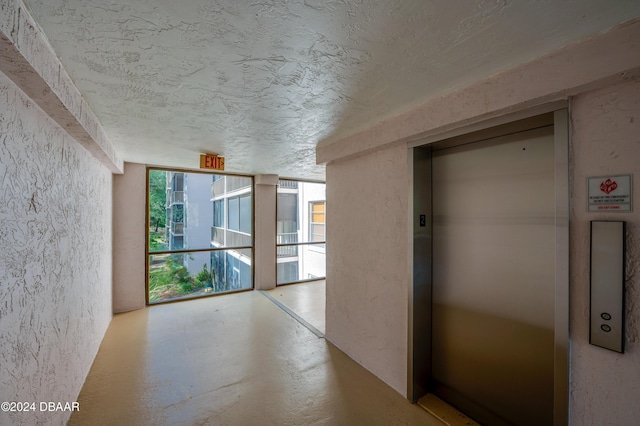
[601,313,612,321]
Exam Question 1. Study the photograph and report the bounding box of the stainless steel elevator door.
[431,126,555,426]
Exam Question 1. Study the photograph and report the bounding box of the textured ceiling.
[22,0,640,179]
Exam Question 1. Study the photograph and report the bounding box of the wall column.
[113,162,147,312]
[254,174,278,290]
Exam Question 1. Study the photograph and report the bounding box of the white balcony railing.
[170,221,184,235]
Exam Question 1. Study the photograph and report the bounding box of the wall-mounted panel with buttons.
[590,221,625,353]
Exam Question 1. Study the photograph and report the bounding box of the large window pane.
[148,168,253,304]
[276,180,325,285]
[148,249,252,303]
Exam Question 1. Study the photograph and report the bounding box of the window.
[227,194,251,234]
[276,180,326,285]
[147,169,253,304]
[277,193,298,244]
[310,201,325,242]
[213,200,224,227]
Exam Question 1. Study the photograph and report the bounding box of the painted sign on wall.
[588,175,632,212]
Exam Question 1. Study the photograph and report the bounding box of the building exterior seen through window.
[310,201,325,243]
[277,180,326,285]
[147,169,253,304]
[147,171,326,301]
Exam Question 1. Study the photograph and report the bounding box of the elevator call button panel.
[590,221,625,353]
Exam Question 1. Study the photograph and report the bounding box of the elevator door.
[431,125,555,425]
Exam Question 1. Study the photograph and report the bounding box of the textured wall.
[0,72,113,425]
[325,144,409,395]
[569,79,640,425]
[113,162,146,312]
[318,18,640,166]
[0,0,123,174]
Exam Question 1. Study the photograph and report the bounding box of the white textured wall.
[0,72,113,425]
[326,144,409,394]
[113,162,147,312]
[0,0,123,174]
[569,79,640,425]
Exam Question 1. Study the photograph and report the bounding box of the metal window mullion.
[276,241,325,247]
[150,245,253,256]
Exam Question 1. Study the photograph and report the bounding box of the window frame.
[145,167,255,305]
[276,179,326,286]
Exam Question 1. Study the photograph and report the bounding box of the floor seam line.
[258,290,325,339]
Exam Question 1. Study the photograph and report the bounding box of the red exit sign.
[200,154,225,171]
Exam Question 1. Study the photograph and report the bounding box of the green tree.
[149,170,167,232]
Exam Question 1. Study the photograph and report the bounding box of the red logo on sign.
[600,178,618,194]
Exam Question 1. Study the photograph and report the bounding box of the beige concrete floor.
[69,283,443,426]
[264,280,326,335]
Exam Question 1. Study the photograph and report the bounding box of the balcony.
[278,180,298,189]
[227,176,251,192]
[170,191,184,205]
[170,173,184,192]
[277,232,298,258]
[170,221,184,235]
[277,232,298,245]
[211,227,252,248]
[277,245,298,258]
[211,226,224,246]
[211,176,252,199]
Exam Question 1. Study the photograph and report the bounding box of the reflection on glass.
[148,249,252,303]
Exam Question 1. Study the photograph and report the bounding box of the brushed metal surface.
[553,108,570,426]
[431,125,555,425]
[409,146,433,402]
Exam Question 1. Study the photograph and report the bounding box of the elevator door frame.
[408,108,569,425]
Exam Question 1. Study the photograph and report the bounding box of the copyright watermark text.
[1,401,79,412]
